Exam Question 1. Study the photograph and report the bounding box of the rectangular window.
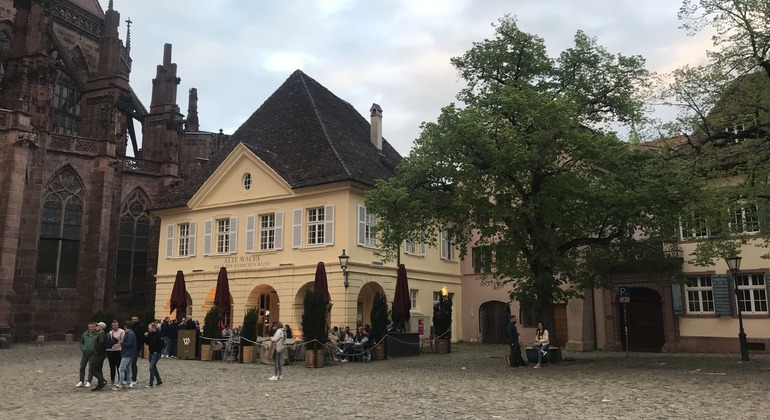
[432,291,440,306]
[729,202,760,234]
[472,246,492,273]
[404,240,416,254]
[685,276,714,313]
[216,219,231,254]
[735,273,768,314]
[519,305,538,328]
[680,213,718,239]
[260,214,276,250]
[440,230,455,261]
[410,289,418,310]
[178,223,190,257]
[357,205,377,247]
[307,207,325,245]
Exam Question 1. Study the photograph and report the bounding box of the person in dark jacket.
[144,322,164,387]
[507,315,526,367]
[160,317,171,357]
[130,315,146,384]
[169,319,179,358]
[89,322,108,391]
[117,320,137,389]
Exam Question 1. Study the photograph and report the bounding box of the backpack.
[104,331,115,349]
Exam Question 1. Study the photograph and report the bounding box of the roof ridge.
[296,71,352,179]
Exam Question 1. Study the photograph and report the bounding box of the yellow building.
[151,71,461,339]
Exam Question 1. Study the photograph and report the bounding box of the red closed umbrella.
[313,262,331,307]
[392,264,411,328]
[214,266,231,312]
[169,270,188,320]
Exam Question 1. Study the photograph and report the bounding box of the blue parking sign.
[619,286,630,302]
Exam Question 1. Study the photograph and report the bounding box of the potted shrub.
[433,293,452,353]
[240,307,258,363]
[370,291,388,360]
[301,290,326,368]
[201,305,222,361]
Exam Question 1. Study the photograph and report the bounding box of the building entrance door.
[479,301,510,343]
[618,287,665,352]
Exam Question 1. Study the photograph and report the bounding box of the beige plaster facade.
[153,144,462,339]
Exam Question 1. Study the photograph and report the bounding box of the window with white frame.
[680,213,717,239]
[357,205,377,247]
[178,223,190,256]
[440,230,455,260]
[729,202,760,234]
[432,291,440,306]
[260,214,276,250]
[404,234,426,256]
[216,219,231,253]
[685,276,714,313]
[735,273,768,313]
[410,289,418,310]
[307,207,325,245]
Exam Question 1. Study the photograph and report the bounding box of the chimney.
[370,103,382,150]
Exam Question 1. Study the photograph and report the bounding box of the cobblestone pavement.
[1,342,768,419]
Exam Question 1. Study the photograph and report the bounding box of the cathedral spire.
[125,17,132,52]
[108,0,113,11]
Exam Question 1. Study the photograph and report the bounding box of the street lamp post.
[725,255,749,362]
[339,249,350,326]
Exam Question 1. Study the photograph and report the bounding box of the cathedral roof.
[154,70,402,210]
[70,0,104,17]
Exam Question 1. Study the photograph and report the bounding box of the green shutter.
[713,275,731,316]
[670,279,683,315]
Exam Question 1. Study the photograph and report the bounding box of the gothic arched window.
[116,189,150,293]
[36,170,84,288]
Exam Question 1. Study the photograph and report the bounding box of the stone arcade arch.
[163,291,193,320]
[246,284,279,337]
[357,282,385,328]
[202,288,234,328]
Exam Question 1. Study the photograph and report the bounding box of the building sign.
[619,286,630,303]
[418,319,424,336]
[220,255,272,270]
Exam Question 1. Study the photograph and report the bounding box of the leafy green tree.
[366,17,695,329]
[660,1,770,264]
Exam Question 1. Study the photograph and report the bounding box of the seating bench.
[525,346,561,364]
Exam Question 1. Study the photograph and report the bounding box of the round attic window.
[243,173,252,190]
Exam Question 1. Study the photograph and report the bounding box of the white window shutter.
[165,224,174,259]
[325,205,335,245]
[229,216,238,254]
[357,205,366,246]
[189,222,197,257]
[204,219,212,256]
[420,241,427,256]
[292,209,302,248]
[245,215,255,253]
[275,211,284,250]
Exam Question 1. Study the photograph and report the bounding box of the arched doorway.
[164,291,193,320]
[247,285,279,337]
[479,301,510,343]
[202,288,234,328]
[357,282,385,327]
[618,287,665,352]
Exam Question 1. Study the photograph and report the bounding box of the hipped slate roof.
[154,70,402,210]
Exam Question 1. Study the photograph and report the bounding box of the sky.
[102,0,714,156]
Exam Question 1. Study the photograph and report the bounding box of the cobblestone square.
[1,342,767,419]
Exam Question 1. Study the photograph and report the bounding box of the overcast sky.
[104,0,713,156]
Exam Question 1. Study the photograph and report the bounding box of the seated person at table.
[221,326,232,338]
[341,326,369,362]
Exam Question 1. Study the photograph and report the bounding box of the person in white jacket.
[269,321,286,381]
[533,322,550,369]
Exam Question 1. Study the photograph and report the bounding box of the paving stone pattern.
[1,343,768,419]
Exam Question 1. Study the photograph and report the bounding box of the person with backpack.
[88,322,109,391]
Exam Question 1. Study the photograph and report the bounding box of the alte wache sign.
[219,254,272,270]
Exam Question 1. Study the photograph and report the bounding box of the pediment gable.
[187,143,293,209]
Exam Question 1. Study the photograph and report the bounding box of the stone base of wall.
[677,336,769,354]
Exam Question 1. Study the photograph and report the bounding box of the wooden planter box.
[373,342,386,360]
[200,344,212,361]
[241,345,255,363]
[435,338,451,353]
[305,348,324,368]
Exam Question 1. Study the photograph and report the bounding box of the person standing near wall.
[116,321,136,389]
[506,315,526,367]
[106,321,125,385]
[89,322,108,391]
[144,322,164,388]
[268,321,286,381]
[76,322,98,388]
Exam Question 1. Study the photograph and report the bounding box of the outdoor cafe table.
[257,337,305,365]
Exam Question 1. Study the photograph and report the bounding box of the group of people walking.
[507,315,550,368]
[77,316,164,391]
